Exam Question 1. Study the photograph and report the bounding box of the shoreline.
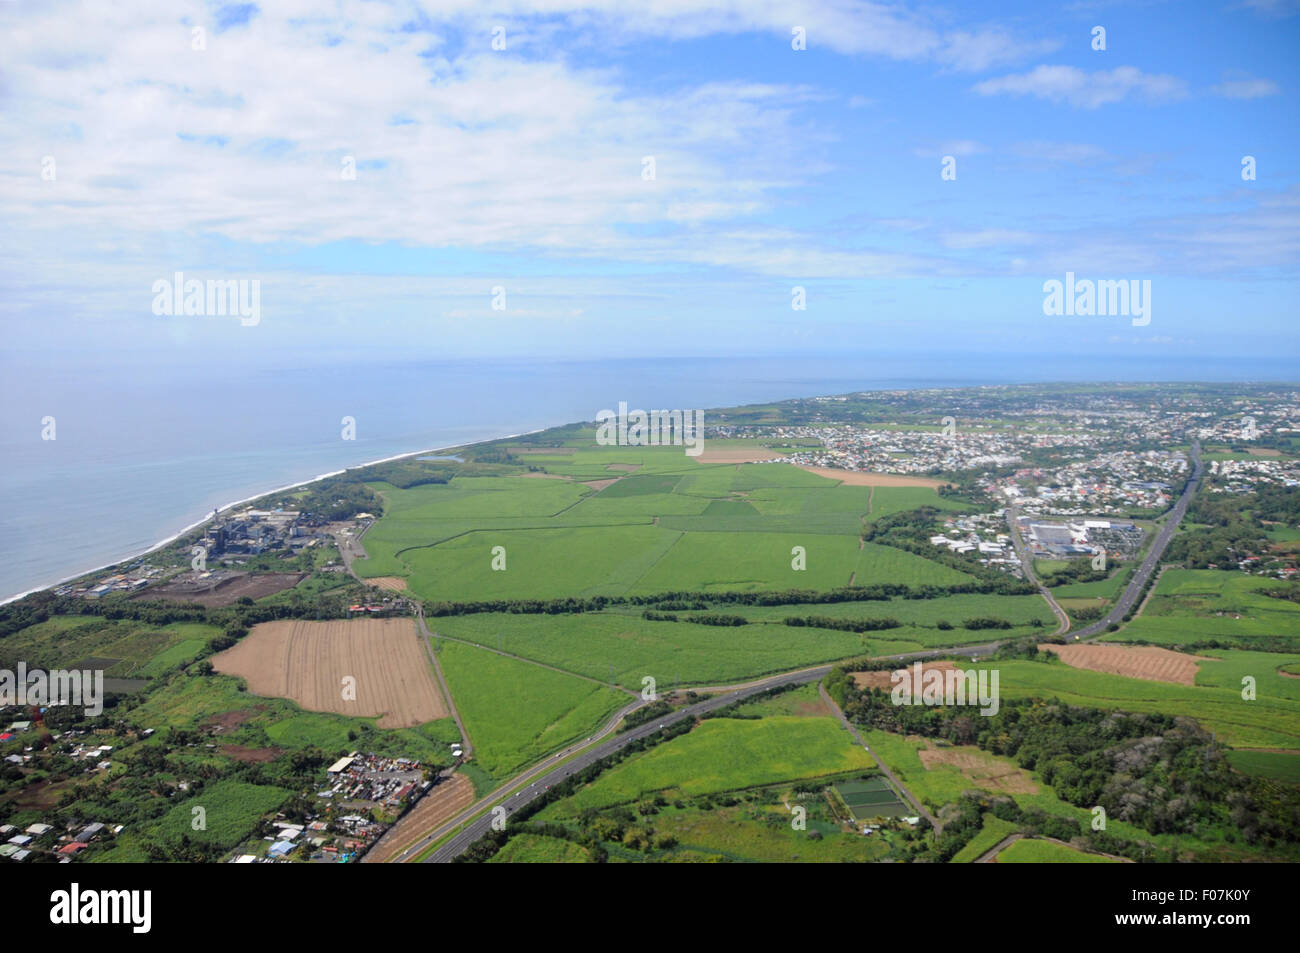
[0,426,551,607]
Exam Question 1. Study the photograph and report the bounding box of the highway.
[1068,440,1202,641]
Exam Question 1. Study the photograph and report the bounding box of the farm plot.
[980,656,1300,750]
[1040,643,1211,686]
[211,618,447,729]
[544,715,875,815]
[435,640,627,782]
[1106,569,1300,648]
[832,777,909,820]
[992,838,1121,863]
[430,611,866,690]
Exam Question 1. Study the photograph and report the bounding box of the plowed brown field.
[213,618,447,728]
[853,660,964,690]
[1040,643,1211,685]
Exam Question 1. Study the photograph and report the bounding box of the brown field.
[794,466,948,488]
[361,773,475,863]
[607,463,642,472]
[212,618,447,728]
[220,744,283,763]
[200,707,265,734]
[1247,448,1283,457]
[140,571,306,607]
[520,472,569,480]
[853,660,962,690]
[694,447,787,464]
[917,746,1038,794]
[1040,643,1211,686]
[582,478,620,491]
[368,576,409,592]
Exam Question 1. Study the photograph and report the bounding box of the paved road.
[1006,504,1071,636]
[1068,440,1202,642]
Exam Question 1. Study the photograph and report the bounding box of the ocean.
[1,351,1293,602]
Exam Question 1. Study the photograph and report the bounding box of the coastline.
[0,426,551,607]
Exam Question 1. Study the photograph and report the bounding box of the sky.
[1,0,1297,372]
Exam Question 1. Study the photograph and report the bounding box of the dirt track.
[1040,642,1210,686]
[212,618,447,728]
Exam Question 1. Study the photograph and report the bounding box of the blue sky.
[1,0,1297,372]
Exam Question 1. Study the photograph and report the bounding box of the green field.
[1225,749,1300,783]
[94,780,291,862]
[994,838,1121,863]
[355,448,977,603]
[435,639,627,781]
[951,814,1020,863]
[1107,569,1300,648]
[543,715,875,815]
[488,833,590,863]
[981,653,1300,749]
[0,616,222,677]
[645,800,892,863]
[427,596,1052,692]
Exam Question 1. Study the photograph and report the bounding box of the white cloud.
[1211,77,1282,99]
[914,139,987,158]
[974,65,1188,108]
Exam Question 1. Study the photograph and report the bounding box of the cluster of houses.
[229,753,430,863]
[775,425,1031,476]
[1207,457,1300,493]
[992,450,1185,517]
[1,819,114,863]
